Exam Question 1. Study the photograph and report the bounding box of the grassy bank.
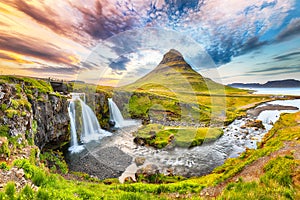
[134,124,223,148]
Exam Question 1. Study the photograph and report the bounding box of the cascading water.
[68,93,112,153]
[68,100,84,153]
[108,98,138,128]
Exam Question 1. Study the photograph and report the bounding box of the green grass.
[40,150,69,174]
[1,110,298,199]
[0,75,53,94]
[220,156,297,200]
[116,57,273,125]
[135,124,223,148]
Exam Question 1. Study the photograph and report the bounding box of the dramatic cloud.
[0,0,299,84]
[23,66,81,75]
[273,51,300,61]
[0,33,79,65]
[277,18,300,41]
[109,56,130,70]
[248,65,300,73]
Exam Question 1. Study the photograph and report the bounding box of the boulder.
[134,157,146,166]
[136,164,159,178]
[245,119,265,129]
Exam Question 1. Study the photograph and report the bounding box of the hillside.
[115,49,272,124]
[122,49,242,96]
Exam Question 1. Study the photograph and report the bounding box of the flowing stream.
[118,99,300,181]
[66,97,299,181]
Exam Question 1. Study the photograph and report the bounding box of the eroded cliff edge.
[0,76,110,155]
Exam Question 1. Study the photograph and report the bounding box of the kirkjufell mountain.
[122,49,239,94]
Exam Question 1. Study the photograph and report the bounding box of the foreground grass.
[1,111,299,199]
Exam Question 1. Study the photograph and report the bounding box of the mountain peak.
[159,49,185,65]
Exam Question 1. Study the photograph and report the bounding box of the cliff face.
[30,93,70,149]
[0,76,111,154]
[0,80,69,151]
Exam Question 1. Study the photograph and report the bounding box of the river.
[66,98,300,182]
[118,99,300,181]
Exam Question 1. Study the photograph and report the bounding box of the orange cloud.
[0,50,34,64]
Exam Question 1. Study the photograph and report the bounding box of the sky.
[0,0,300,86]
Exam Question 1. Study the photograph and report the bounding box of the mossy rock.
[0,137,10,157]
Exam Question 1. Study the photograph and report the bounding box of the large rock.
[244,119,265,129]
[136,164,159,177]
[135,157,146,166]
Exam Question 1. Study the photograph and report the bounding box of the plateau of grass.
[0,75,53,93]
[135,124,223,148]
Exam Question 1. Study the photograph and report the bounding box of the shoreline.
[247,104,299,117]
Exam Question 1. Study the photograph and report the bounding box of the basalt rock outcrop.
[0,79,69,151]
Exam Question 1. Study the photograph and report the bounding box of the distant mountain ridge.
[228,79,300,88]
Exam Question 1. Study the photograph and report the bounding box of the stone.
[166,168,174,176]
[136,164,159,177]
[245,119,265,129]
[168,134,175,142]
[240,125,246,129]
[135,157,146,166]
[124,176,135,183]
[16,169,25,179]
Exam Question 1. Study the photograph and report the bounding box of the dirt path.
[200,141,300,198]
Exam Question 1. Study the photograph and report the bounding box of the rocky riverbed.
[65,99,300,182]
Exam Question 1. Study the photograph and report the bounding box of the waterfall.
[68,93,111,153]
[108,98,138,128]
[68,100,85,153]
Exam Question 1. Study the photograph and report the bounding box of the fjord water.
[250,87,300,95]
[68,94,111,153]
[108,98,138,128]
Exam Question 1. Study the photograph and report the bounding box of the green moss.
[129,94,152,118]
[32,120,37,135]
[15,84,22,94]
[5,108,19,118]
[10,98,31,111]
[1,103,7,111]
[40,150,69,174]
[25,130,34,146]
[0,162,9,170]
[11,99,20,109]
[0,125,9,137]
[0,75,53,94]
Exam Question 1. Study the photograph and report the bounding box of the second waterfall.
[108,98,139,128]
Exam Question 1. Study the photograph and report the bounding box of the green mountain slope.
[122,49,238,96]
[116,49,265,124]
